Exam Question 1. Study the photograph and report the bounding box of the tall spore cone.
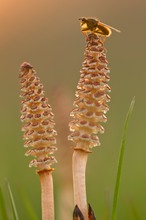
[69,17,112,219]
[69,33,111,151]
[19,62,57,220]
[19,62,57,171]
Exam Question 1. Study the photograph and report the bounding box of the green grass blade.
[22,196,39,220]
[111,97,135,220]
[128,198,141,220]
[0,186,9,220]
[19,188,39,220]
[7,183,19,220]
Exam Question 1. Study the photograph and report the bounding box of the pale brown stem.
[58,185,73,219]
[38,170,54,220]
[72,149,89,220]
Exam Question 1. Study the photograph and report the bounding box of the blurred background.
[0,0,146,219]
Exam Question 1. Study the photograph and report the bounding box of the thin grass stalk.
[19,187,39,220]
[111,97,135,220]
[128,197,141,220]
[0,185,8,220]
[7,183,19,220]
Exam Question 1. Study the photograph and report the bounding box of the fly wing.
[98,21,121,33]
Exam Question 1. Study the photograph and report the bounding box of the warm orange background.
[0,0,146,219]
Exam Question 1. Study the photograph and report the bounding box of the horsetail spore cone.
[19,62,57,220]
[19,62,57,171]
[68,33,111,152]
[69,18,113,219]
